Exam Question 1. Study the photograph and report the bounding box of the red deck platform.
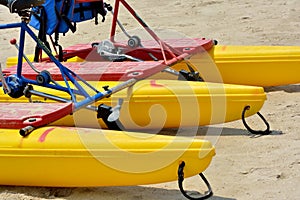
[0,103,73,129]
[4,61,169,81]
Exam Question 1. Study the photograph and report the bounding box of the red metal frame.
[110,0,181,64]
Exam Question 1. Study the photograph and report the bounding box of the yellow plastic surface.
[181,45,300,86]
[6,45,300,86]
[145,45,300,87]
[0,80,266,129]
[0,126,215,187]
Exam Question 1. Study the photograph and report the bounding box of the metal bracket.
[97,99,124,130]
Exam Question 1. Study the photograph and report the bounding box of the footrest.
[0,102,73,129]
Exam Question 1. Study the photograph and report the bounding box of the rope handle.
[242,105,271,135]
[178,161,213,200]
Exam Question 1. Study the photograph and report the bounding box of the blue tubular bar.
[22,78,78,94]
[23,22,54,58]
[73,78,137,111]
[16,25,26,77]
[0,22,26,79]
[65,68,100,93]
[59,66,78,102]
[0,20,139,113]
[0,21,113,107]
[22,22,95,100]
[61,66,90,98]
[0,22,22,29]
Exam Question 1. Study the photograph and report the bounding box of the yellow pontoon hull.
[0,126,215,187]
[0,80,266,129]
[6,45,300,86]
[152,45,300,86]
[208,45,300,86]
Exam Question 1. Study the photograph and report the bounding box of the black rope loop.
[178,161,213,200]
[242,105,271,135]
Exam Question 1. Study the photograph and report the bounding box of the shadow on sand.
[264,84,300,93]
[0,185,236,200]
[159,126,282,137]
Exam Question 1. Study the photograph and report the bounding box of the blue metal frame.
[0,20,132,111]
[0,9,189,112]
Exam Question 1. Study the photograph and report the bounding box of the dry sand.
[0,0,299,199]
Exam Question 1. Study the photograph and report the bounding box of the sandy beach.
[0,0,299,199]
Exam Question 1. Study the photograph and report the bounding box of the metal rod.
[12,41,40,74]
[162,68,180,76]
[0,64,11,94]
[16,22,27,78]
[110,9,131,39]
[28,89,71,103]
[0,22,22,30]
[73,78,137,111]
